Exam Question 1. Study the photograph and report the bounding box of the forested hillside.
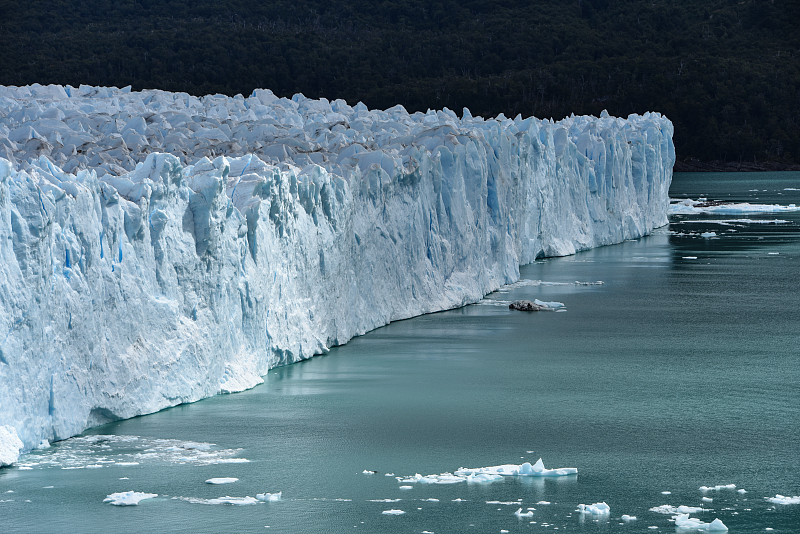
[1,0,798,167]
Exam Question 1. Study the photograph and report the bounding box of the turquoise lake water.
[1,172,799,533]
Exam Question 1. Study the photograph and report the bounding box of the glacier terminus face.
[0,84,675,465]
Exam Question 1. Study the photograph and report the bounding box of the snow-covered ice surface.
[103,491,158,506]
[0,84,674,460]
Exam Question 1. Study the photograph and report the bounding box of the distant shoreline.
[675,158,800,173]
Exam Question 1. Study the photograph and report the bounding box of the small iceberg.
[674,514,728,531]
[578,502,610,516]
[700,484,736,492]
[509,299,565,312]
[670,198,800,215]
[514,507,534,518]
[621,514,637,522]
[455,458,577,478]
[650,505,705,515]
[381,509,405,515]
[256,492,282,502]
[103,491,158,506]
[766,495,800,505]
[205,477,238,485]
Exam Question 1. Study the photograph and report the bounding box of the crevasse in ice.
[0,85,675,464]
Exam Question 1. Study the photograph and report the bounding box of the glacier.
[0,84,674,465]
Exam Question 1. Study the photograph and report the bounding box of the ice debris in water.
[177,495,259,505]
[103,491,158,506]
[620,514,636,522]
[514,507,534,518]
[381,509,405,515]
[12,435,248,470]
[650,505,705,515]
[670,198,800,215]
[766,495,800,505]
[362,470,377,475]
[0,85,675,456]
[256,492,282,502]
[700,231,717,238]
[577,502,610,515]
[673,514,728,531]
[205,478,238,484]
[397,458,577,485]
[700,484,736,492]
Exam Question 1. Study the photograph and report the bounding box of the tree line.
[1,0,798,167]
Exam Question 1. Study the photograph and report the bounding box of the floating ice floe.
[362,470,377,475]
[578,502,610,516]
[256,492,282,502]
[381,509,405,515]
[678,218,791,225]
[514,507,534,518]
[700,232,717,238]
[702,497,713,503]
[650,505,705,515]
[673,514,728,531]
[11,435,248,470]
[103,491,158,506]
[205,477,238,485]
[397,458,575,486]
[670,198,800,215]
[508,299,566,312]
[765,495,800,505]
[700,484,736,492]
[369,499,402,503]
[620,514,636,522]
[177,495,259,505]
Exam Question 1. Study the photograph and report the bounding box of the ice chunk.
[621,514,636,522]
[650,505,704,515]
[670,198,800,215]
[256,492,282,502]
[381,509,405,515]
[456,458,577,478]
[178,495,259,505]
[700,484,736,492]
[765,495,800,505]
[0,426,24,467]
[205,478,238,485]
[514,507,534,518]
[700,232,717,238]
[103,491,158,506]
[578,502,610,515]
[673,514,728,531]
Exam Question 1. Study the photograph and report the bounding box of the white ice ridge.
[397,458,577,484]
[0,84,675,462]
[103,491,158,506]
[670,198,800,215]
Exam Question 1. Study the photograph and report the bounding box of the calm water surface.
[2,172,799,533]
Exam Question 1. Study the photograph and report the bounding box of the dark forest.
[1,0,798,168]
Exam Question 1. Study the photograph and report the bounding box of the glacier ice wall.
[0,85,675,463]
